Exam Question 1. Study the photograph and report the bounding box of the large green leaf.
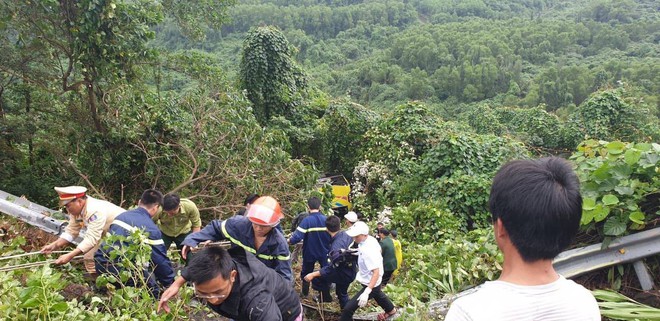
[19,298,40,309]
[581,209,595,225]
[614,185,634,196]
[629,211,645,225]
[582,197,596,210]
[602,194,619,206]
[606,141,625,155]
[623,149,642,166]
[604,216,627,236]
[593,204,610,222]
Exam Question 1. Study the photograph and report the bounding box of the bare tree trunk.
[85,76,103,132]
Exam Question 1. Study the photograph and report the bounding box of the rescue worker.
[288,196,331,298]
[378,228,397,286]
[344,211,358,228]
[341,221,397,321]
[94,189,174,297]
[158,246,302,321]
[41,186,125,276]
[390,229,403,278]
[152,193,201,252]
[181,196,292,281]
[304,215,358,309]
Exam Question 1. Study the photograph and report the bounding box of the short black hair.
[390,229,398,238]
[326,215,341,233]
[307,196,321,210]
[163,193,181,211]
[140,189,163,208]
[244,193,260,206]
[489,157,582,262]
[378,228,390,236]
[185,247,234,284]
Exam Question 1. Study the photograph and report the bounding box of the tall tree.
[239,26,308,125]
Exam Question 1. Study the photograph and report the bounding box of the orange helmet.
[246,196,282,227]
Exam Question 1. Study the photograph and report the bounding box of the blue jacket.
[320,230,357,283]
[94,207,174,296]
[182,216,292,281]
[288,211,331,262]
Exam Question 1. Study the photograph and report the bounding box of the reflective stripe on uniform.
[111,220,164,246]
[221,221,290,261]
[296,226,327,233]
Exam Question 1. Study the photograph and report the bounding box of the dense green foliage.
[387,228,502,303]
[154,0,660,116]
[0,233,195,320]
[571,140,660,237]
[0,0,316,216]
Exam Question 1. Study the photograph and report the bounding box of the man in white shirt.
[446,157,600,321]
[340,221,397,321]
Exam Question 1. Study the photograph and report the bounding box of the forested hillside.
[155,0,659,114]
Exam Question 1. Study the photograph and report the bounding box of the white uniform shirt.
[61,197,125,253]
[355,235,384,287]
[446,275,600,321]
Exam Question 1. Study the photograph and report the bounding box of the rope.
[0,251,70,261]
[0,255,83,272]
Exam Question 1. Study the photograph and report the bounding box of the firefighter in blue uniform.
[288,196,331,299]
[304,215,358,308]
[95,189,175,297]
[181,196,292,282]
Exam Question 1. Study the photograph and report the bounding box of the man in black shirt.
[158,246,302,321]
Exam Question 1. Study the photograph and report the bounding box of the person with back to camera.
[445,157,600,321]
[288,196,331,299]
[303,215,358,309]
[95,189,174,297]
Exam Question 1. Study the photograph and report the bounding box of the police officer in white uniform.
[41,186,125,275]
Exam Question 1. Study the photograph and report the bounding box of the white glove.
[358,287,372,307]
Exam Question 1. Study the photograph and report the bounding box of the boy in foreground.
[446,157,600,321]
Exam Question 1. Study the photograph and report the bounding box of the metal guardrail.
[553,226,660,290]
[0,190,82,244]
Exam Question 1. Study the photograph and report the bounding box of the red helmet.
[246,196,282,227]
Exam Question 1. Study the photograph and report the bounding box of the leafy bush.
[496,106,581,150]
[386,228,502,305]
[389,201,463,243]
[463,104,504,135]
[571,139,660,238]
[569,88,659,143]
[0,233,193,321]
[361,102,444,173]
[417,133,528,179]
[389,133,527,227]
[316,98,378,177]
[420,172,493,229]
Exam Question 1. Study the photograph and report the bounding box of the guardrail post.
[632,260,655,291]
